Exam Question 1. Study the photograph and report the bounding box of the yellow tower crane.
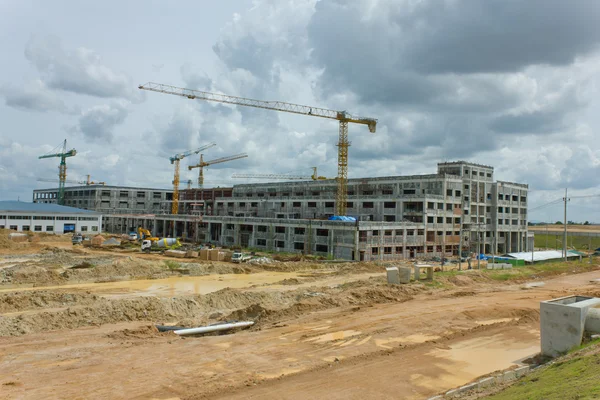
[188,153,248,189]
[231,167,328,181]
[139,82,376,216]
[169,142,216,214]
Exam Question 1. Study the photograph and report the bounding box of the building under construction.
[103,161,529,261]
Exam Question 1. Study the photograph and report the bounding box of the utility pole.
[563,188,569,261]
[477,223,481,270]
[458,203,464,271]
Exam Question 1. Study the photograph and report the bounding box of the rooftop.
[34,185,173,192]
[0,201,100,215]
[503,250,580,262]
[437,160,494,169]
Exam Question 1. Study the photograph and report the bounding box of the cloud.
[24,35,142,101]
[0,80,71,113]
[69,101,129,142]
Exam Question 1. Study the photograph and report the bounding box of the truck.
[141,238,181,253]
[72,233,83,245]
[231,252,252,263]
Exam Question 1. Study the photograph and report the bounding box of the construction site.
[2,75,598,400]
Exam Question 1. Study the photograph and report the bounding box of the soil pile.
[0,280,422,337]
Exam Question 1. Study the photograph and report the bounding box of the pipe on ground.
[585,308,600,334]
[174,321,254,336]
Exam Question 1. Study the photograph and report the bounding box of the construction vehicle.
[137,227,159,241]
[231,251,252,263]
[38,139,77,205]
[169,142,216,215]
[139,82,376,216]
[71,233,83,245]
[232,167,328,181]
[188,153,248,188]
[141,238,181,253]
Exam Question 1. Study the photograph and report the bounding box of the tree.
[555,221,563,225]
[584,221,590,225]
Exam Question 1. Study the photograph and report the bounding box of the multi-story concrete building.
[33,185,173,215]
[103,161,528,260]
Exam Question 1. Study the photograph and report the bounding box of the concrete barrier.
[386,267,400,285]
[398,267,412,284]
[540,295,600,357]
[428,365,533,399]
[487,263,512,270]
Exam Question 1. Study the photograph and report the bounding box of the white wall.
[0,213,102,234]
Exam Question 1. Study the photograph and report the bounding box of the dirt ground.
[1,231,600,399]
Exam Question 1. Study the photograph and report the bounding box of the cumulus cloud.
[0,80,72,113]
[24,35,142,101]
[69,101,129,142]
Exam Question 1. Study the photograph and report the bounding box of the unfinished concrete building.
[33,185,173,215]
[103,161,528,260]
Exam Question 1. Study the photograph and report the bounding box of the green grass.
[534,233,600,251]
[485,341,600,400]
[434,260,598,284]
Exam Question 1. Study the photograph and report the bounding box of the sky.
[0,0,599,223]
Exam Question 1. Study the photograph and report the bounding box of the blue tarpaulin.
[328,216,357,222]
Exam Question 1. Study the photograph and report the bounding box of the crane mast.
[38,139,77,205]
[188,153,248,189]
[139,82,376,216]
[170,142,216,214]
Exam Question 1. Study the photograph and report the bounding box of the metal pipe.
[174,321,254,336]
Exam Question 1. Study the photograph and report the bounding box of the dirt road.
[2,268,599,400]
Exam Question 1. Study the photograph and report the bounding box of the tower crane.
[38,139,77,205]
[188,153,248,189]
[139,82,377,216]
[170,142,216,214]
[232,167,328,181]
[37,175,106,186]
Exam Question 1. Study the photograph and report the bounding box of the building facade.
[103,161,528,260]
[0,201,102,234]
[33,185,173,215]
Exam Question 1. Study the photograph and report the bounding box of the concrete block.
[459,383,477,392]
[185,250,199,258]
[502,370,516,382]
[503,264,512,270]
[164,250,186,258]
[541,295,600,357]
[398,267,412,284]
[386,267,400,285]
[478,377,496,388]
[514,366,530,378]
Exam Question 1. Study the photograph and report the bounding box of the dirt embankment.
[0,278,421,337]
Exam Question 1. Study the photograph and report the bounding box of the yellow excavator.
[137,227,159,241]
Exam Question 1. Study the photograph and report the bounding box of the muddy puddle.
[420,327,540,388]
[0,272,302,297]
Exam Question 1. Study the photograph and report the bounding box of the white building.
[0,201,102,234]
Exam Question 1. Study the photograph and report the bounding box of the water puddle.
[0,272,301,297]
[524,282,546,288]
[375,333,441,349]
[304,330,362,343]
[426,330,539,377]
